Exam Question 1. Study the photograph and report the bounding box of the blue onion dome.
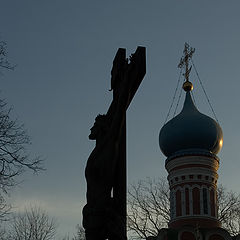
[159,83,223,158]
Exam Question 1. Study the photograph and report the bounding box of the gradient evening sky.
[1,1,240,238]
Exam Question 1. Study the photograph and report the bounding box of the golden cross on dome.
[178,42,195,91]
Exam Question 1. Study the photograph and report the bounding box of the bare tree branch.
[8,206,57,240]
[0,98,44,195]
[127,177,170,240]
[0,38,44,230]
[72,225,86,240]
[217,184,240,236]
[0,41,15,71]
[0,194,11,221]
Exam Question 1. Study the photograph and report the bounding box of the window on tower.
[176,190,182,217]
[192,187,200,214]
[203,188,208,214]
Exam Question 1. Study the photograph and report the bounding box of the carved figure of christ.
[83,47,146,240]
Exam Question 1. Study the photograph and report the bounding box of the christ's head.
[89,114,109,140]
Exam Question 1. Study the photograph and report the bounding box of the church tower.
[157,44,235,240]
[160,84,223,229]
[160,86,223,228]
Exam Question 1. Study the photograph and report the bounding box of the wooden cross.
[83,46,146,240]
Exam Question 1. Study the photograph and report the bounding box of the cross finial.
[178,43,195,91]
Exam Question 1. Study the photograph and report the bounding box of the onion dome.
[159,83,223,158]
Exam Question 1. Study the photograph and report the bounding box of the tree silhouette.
[0,41,15,70]
[0,97,44,194]
[0,38,43,221]
[9,206,57,240]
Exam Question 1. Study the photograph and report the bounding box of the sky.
[1,0,240,238]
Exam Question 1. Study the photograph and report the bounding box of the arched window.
[181,231,195,240]
[210,189,216,217]
[170,191,174,218]
[185,188,189,215]
[176,190,182,216]
[203,188,208,214]
[192,187,200,214]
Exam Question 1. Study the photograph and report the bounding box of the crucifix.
[178,42,195,91]
[83,47,146,240]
